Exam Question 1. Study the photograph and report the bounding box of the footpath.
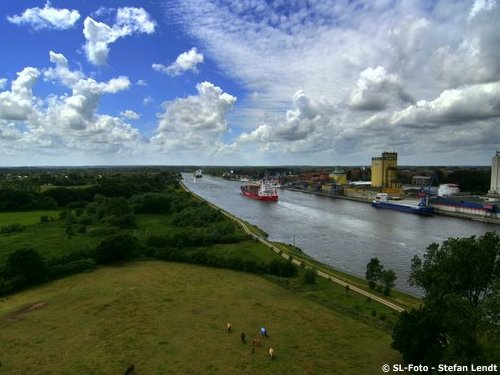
[180,180,405,313]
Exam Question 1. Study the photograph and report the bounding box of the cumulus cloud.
[83,7,156,65]
[152,82,236,151]
[0,78,7,90]
[120,110,140,120]
[0,67,40,121]
[153,48,204,76]
[161,0,500,164]
[0,52,141,159]
[349,66,413,111]
[236,90,338,155]
[7,2,80,31]
[391,82,500,126]
[44,51,85,87]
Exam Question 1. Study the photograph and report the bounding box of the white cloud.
[153,47,204,76]
[236,90,338,156]
[136,79,148,86]
[44,51,85,87]
[391,82,500,126]
[7,2,80,31]
[152,82,236,151]
[349,66,413,111]
[0,67,40,121]
[83,7,156,65]
[143,96,154,105]
[0,78,7,90]
[115,7,156,34]
[469,0,497,20]
[120,110,140,120]
[162,0,500,164]
[0,53,141,159]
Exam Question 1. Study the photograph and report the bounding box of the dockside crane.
[418,173,439,207]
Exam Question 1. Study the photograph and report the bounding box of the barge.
[371,193,434,216]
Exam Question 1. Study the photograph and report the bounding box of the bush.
[0,278,14,296]
[93,235,137,264]
[268,259,298,277]
[87,227,118,237]
[48,259,96,279]
[302,268,317,284]
[4,248,48,287]
[0,223,26,234]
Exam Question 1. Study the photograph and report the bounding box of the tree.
[381,269,397,296]
[392,307,446,366]
[366,258,397,295]
[395,232,500,364]
[93,235,137,264]
[4,248,48,287]
[366,257,383,290]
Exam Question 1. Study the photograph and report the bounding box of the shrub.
[48,259,96,279]
[87,227,118,237]
[302,268,317,284]
[93,235,137,264]
[268,259,298,277]
[4,248,48,287]
[0,223,26,234]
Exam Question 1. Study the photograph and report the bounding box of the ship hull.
[371,201,434,216]
[241,191,278,201]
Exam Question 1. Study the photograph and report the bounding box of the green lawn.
[0,219,102,266]
[0,210,59,227]
[0,261,403,374]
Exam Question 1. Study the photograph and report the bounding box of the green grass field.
[0,210,59,227]
[0,261,403,374]
[0,217,101,266]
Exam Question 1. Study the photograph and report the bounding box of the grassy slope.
[272,242,422,311]
[0,261,402,375]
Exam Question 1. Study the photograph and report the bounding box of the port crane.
[418,173,438,207]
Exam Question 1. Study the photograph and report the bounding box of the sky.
[0,0,499,166]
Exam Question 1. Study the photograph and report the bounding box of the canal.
[182,173,499,295]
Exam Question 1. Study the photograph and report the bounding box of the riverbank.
[283,186,500,224]
[181,180,417,312]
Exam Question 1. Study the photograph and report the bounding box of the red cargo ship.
[240,182,279,201]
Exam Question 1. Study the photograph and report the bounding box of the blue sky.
[0,0,499,166]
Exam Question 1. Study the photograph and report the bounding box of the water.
[182,174,499,295]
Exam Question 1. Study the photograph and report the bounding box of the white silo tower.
[489,151,500,195]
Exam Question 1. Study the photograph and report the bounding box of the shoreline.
[281,187,500,225]
[180,179,414,312]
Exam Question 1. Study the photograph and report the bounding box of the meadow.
[0,210,59,227]
[0,208,402,329]
[0,261,403,374]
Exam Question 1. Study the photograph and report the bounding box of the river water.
[182,173,499,295]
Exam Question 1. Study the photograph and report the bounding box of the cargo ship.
[371,193,434,216]
[241,182,279,201]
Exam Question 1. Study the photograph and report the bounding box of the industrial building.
[489,151,500,195]
[329,169,347,185]
[371,152,398,188]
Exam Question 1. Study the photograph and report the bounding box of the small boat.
[371,193,434,216]
[194,169,202,178]
[241,182,279,201]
